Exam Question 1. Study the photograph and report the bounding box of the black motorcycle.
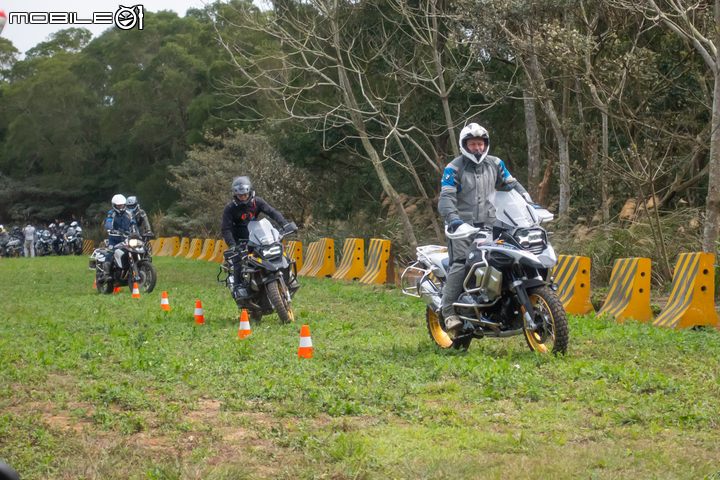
[401,190,569,354]
[218,219,300,323]
[90,229,157,294]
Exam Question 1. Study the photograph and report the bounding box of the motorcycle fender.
[114,249,124,268]
[522,278,546,290]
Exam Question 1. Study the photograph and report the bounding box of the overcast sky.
[2,0,209,56]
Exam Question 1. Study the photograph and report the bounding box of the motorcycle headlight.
[129,239,142,247]
[514,229,545,248]
[262,245,283,258]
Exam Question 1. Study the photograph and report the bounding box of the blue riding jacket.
[105,209,136,248]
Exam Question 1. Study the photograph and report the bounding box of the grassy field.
[1,256,720,479]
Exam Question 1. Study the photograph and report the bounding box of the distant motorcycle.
[218,219,300,323]
[63,226,83,255]
[3,238,23,258]
[36,230,55,256]
[90,229,157,294]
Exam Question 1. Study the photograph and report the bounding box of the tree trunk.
[702,67,720,253]
[394,134,443,240]
[601,110,610,220]
[430,0,460,159]
[526,53,570,215]
[329,1,417,247]
[524,84,541,200]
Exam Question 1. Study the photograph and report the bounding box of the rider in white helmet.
[438,123,534,331]
[100,194,136,279]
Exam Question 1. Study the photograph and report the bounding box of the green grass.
[1,256,720,479]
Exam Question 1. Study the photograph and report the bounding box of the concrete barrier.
[332,238,365,281]
[554,255,594,315]
[653,253,720,330]
[598,257,653,323]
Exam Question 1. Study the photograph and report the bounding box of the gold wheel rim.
[525,294,556,354]
[428,309,454,349]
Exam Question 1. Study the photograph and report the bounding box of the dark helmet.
[126,196,139,212]
[12,226,19,232]
[26,221,31,226]
[231,176,254,205]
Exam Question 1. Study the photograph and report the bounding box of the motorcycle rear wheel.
[267,280,294,324]
[426,307,472,350]
[524,286,569,355]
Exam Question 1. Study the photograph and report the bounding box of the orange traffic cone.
[194,300,205,324]
[93,279,97,290]
[161,291,170,311]
[298,325,313,359]
[113,287,121,293]
[132,283,140,298]
[238,310,251,339]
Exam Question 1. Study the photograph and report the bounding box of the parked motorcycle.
[218,219,300,323]
[63,226,83,255]
[90,229,157,294]
[2,238,22,258]
[401,190,569,354]
[36,230,55,256]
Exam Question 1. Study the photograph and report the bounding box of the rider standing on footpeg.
[438,123,535,332]
[221,176,291,299]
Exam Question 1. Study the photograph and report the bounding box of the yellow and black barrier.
[554,255,594,315]
[174,238,190,258]
[285,241,303,271]
[332,238,365,281]
[360,239,392,285]
[152,238,165,255]
[598,257,653,323]
[198,239,215,261]
[155,238,170,256]
[653,253,720,330]
[209,240,228,264]
[298,242,320,276]
[307,238,335,277]
[184,239,202,259]
[82,239,96,255]
[157,237,180,257]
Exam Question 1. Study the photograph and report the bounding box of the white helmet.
[459,123,490,164]
[71,221,78,227]
[112,194,127,214]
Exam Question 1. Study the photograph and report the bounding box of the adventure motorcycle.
[36,230,55,256]
[2,238,22,258]
[401,190,569,354]
[90,228,157,294]
[218,219,300,323]
[65,226,84,255]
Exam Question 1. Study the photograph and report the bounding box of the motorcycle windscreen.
[247,218,280,246]
[66,227,76,236]
[489,190,539,229]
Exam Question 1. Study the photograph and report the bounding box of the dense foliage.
[1,0,718,266]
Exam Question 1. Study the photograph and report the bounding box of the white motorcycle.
[401,190,569,354]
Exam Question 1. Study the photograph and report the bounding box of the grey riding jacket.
[438,154,529,225]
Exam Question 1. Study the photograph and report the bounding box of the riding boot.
[232,257,251,299]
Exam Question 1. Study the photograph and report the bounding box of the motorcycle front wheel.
[524,286,569,355]
[426,307,472,350]
[267,280,294,324]
[96,272,113,295]
[130,261,157,294]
